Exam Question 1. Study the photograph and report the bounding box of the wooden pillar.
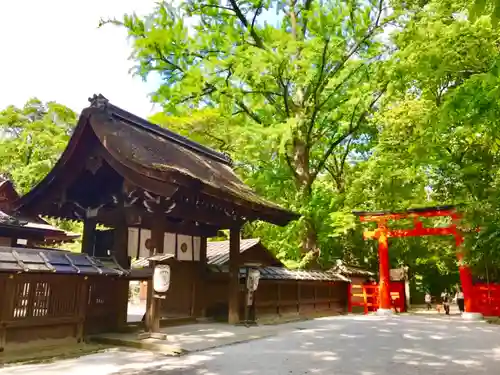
[377,230,392,312]
[111,217,129,328]
[195,237,208,318]
[113,223,129,268]
[76,276,89,342]
[228,227,240,324]
[145,215,165,332]
[81,219,96,256]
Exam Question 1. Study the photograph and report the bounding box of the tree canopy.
[0,98,77,194]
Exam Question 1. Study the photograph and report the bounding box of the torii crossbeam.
[353,206,482,319]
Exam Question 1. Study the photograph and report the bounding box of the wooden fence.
[253,280,348,318]
[204,275,348,321]
[0,273,128,352]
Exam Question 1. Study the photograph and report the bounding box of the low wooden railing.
[0,273,128,352]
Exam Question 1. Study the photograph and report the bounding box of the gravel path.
[2,314,500,375]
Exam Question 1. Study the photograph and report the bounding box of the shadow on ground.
[2,315,500,375]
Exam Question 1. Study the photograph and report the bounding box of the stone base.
[375,308,394,316]
[137,332,167,340]
[462,312,483,321]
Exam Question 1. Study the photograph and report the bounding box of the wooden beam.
[81,219,96,256]
[228,228,241,324]
[364,225,458,240]
[141,191,243,229]
[132,210,220,237]
[357,208,459,222]
[104,155,241,228]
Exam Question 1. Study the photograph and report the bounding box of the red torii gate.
[353,205,482,319]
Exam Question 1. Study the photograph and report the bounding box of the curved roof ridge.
[88,94,233,166]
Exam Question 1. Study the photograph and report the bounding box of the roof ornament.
[222,152,233,166]
[88,94,109,109]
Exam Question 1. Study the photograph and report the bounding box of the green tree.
[0,98,83,251]
[104,0,395,264]
[0,98,77,194]
[365,0,500,282]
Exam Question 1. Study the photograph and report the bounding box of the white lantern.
[153,265,171,293]
[246,269,260,292]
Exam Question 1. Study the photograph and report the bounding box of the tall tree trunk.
[292,135,320,268]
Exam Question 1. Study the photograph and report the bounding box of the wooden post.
[145,276,154,331]
[297,281,301,314]
[196,237,208,318]
[76,276,89,342]
[313,283,317,311]
[145,216,165,333]
[113,223,129,268]
[277,282,281,316]
[0,276,9,352]
[228,228,240,324]
[81,219,96,256]
[347,283,352,313]
[111,219,129,328]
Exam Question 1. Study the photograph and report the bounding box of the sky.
[0,0,160,118]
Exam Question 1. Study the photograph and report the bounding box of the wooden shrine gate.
[348,281,406,314]
[353,206,483,319]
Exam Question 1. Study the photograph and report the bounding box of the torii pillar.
[376,228,392,315]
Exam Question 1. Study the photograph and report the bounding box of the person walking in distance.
[456,286,465,314]
[441,288,451,315]
[425,291,432,310]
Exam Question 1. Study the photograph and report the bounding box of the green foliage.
[0,99,83,247]
[106,0,397,267]
[0,99,77,194]
[369,0,500,287]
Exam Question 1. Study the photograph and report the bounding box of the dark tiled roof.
[0,246,126,276]
[0,209,77,241]
[131,238,267,269]
[131,254,175,269]
[0,178,79,241]
[0,210,27,226]
[207,238,261,265]
[209,265,349,282]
